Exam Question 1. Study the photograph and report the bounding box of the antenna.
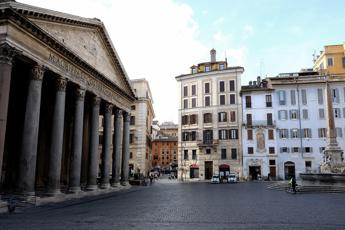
[225,50,228,64]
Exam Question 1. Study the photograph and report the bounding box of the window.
[268,130,274,140]
[334,108,341,118]
[218,112,227,122]
[130,116,135,125]
[278,110,288,120]
[219,63,225,70]
[278,90,286,105]
[229,80,235,91]
[245,96,252,108]
[269,160,276,166]
[319,108,325,119]
[301,89,307,105]
[246,114,252,126]
[269,147,275,154]
[290,110,299,120]
[229,129,238,139]
[192,150,197,160]
[191,67,197,74]
[182,115,189,125]
[290,128,299,138]
[332,88,340,103]
[183,150,188,160]
[320,63,324,70]
[182,132,189,141]
[247,129,253,140]
[219,129,228,140]
[131,105,136,110]
[290,90,296,105]
[219,95,225,105]
[279,129,288,139]
[189,114,198,125]
[327,57,333,67]
[230,111,236,122]
[304,147,313,153]
[231,148,237,160]
[266,95,272,107]
[280,147,289,153]
[248,147,254,154]
[191,98,197,108]
[205,96,210,107]
[336,127,343,137]
[292,147,300,153]
[221,149,227,159]
[203,130,213,144]
[318,128,327,138]
[183,86,188,97]
[343,57,345,68]
[130,133,134,144]
[305,161,312,170]
[229,94,236,104]
[190,131,197,141]
[267,113,273,125]
[206,148,211,154]
[191,85,196,96]
[130,152,133,159]
[183,99,188,109]
[317,88,323,105]
[205,65,210,72]
[204,82,210,94]
[219,81,225,92]
[203,113,212,123]
[302,109,308,119]
[303,128,312,138]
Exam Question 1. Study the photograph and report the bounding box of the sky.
[20,0,345,123]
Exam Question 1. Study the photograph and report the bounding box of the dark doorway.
[204,161,213,179]
[219,164,230,182]
[249,166,261,180]
[284,161,295,180]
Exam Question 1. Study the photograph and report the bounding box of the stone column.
[0,44,16,189]
[47,77,67,195]
[111,109,122,186]
[68,87,85,193]
[17,64,45,195]
[121,112,130,185]
[86,96,100,191]
[100,103,113,189]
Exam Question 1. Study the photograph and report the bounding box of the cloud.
[19,0,210,123]
[226,47,248,67]
[243,24,254,38]
[213,16,225,26]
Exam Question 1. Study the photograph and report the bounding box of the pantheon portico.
[0,0,135,197]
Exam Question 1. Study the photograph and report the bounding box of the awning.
[190,164,199,169]
[219,164,230,170]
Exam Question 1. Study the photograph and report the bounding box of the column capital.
[92,95,101,106]
[75,87,86,100]
[104,102,114,113]
[116,109,123,118]
[123,112,131,122]
[56,77,67,92]
[30,64,46,81]
[0,43,18,65]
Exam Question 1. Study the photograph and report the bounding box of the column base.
[99,183,110,189]
[46,189,63,197]
[68,186,82,194]
[120,181,128,186]
[85,184,98,191]
[111,182,121,187]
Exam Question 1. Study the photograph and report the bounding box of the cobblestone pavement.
[1,182,345,230]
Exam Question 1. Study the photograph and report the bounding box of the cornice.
[0,5,135,101]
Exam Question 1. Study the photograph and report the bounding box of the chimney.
[253,81,256,86]
[210,49,216,62]
[249,81,252,86]
[257,76,261,86]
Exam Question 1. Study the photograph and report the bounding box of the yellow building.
[313,44,345,75]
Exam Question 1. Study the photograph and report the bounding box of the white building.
[241,77,277,180]
[269,72,345,180]
[176,49,244,181]
[129,79,155,177]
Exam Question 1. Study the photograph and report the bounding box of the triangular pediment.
[30,18,130,94]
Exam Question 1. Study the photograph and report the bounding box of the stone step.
[267,182,345,194]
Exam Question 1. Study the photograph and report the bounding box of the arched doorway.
[190,164,199,178]
[284,161,295,180]
[219,164,230,182]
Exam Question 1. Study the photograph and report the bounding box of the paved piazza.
[1,181,345,230]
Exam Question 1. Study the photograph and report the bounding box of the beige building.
[313,43,345,75]
[129,79,155,177]
[176,49,244,181]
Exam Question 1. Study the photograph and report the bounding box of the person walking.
[291,176,297,194]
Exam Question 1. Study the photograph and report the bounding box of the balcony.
[242,120,276,128]
[197,139,219,149]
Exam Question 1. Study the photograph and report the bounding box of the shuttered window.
[290,90,296,105]
[301,89,307,105]
[317,88,323,105]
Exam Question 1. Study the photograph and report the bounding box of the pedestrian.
[291,176,297,194]
[149,173,153,184]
